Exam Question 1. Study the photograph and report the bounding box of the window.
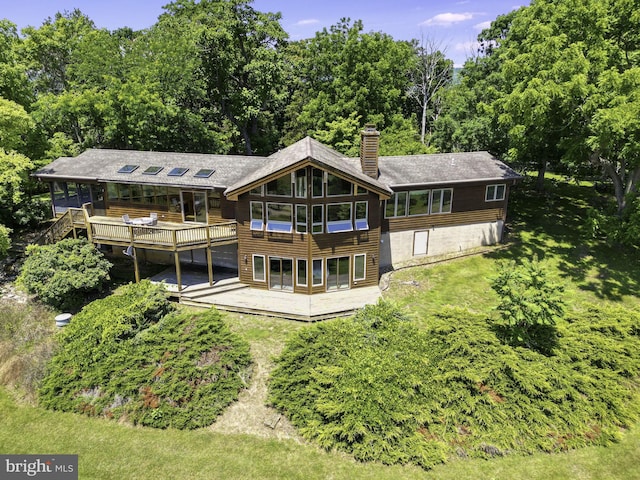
[486,184,506,202]
[408,190,430,216]
[194,168,215,178]
[355,185,368,196]
[354,254,366,281]
[431,189,453,214]
[326,203,353,233]
[142,166,162,175]
[250,185,263,196]
[118,165,138,174]
[327,173,352,196]
[312,204,323,234]
[385,191,408,218]
[250,201,263,230]
[266,203,293,233]
[142,185,155,204]
[295,169,307,198]
[253,255,265,282]
[312,168,324,197]
[312,259,323,286]
[266,174,292,196]
[168,167,188,176]
[355,201,368,230]
[296,205,307,233]
[296,259,307,287]
[208,190,221,211]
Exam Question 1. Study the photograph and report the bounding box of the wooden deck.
[151,268,381,321]
[87,216,237,251]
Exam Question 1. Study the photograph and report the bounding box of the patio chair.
[122,214,132,224]
[150,212,158,225]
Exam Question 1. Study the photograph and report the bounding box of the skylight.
[143,166,163,175]
[194,168,215,178]
[168,167,188,177]
[118,165,139,174]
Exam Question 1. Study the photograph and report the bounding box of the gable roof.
[224,137,392,199]
[377,151,521,187]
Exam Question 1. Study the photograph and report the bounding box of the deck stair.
[36,208,86,245]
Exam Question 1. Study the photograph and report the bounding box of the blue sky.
[2,0,523,66]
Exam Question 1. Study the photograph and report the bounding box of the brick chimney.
[360,123,380,179]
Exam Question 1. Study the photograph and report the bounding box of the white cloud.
[474,20,492,30]
[295,19,320,26]
[420,12,475,27]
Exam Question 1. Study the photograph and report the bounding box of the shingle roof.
[33,142,521,195]
[224,137,392,197]
[377,151,521,187]
[33,149,266,189]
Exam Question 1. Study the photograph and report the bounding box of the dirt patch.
[209,338,304,442]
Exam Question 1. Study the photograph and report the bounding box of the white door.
[413,230,429,256]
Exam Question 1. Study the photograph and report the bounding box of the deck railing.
[36,207,86,245]
[88,219,237,250]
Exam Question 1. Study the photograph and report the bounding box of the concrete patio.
[150,267,381,321]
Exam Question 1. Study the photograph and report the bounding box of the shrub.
[39,281,251,429]
[269,300,640,470]
[18,238,112,311]
[0,224,10,258]
[491,256,565,349]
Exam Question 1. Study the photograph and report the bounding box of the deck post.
[133,247,140,283]
[206,247,213,286]
[174,251,183,292]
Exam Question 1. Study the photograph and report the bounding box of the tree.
[491,257,565,349]
[432,11,515,158]
[0,20,31,106]
[18,238,112,311]
[283,19,416,151]
[493,0,640,208]
[406,36,453,145]
[163,0,289,155]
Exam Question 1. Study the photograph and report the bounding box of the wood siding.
[236,192,381,294]
[383,182,509,233]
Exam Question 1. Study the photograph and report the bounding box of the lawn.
[1,175,639,479]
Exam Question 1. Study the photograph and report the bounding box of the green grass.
[2,388,640,479]
[2,174,640,478]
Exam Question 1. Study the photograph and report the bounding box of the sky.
[1,0,524,66]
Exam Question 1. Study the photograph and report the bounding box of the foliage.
[283,19,416,147]
[490,257,565,349]
[270,301,640,470]
[270,300,448,469]
[39,282,251,429]
[0,224,10,258]
[17,238,112,311]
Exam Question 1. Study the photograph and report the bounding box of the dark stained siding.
[382,182,509,233]
[236,191,381,294]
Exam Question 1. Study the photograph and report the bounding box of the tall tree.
[406,36,453,145]
[283,19,416,152]
[494,0,640,209]
[0,20,31,107]
[163,0,289,155]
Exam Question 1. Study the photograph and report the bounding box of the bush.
[39,281,251,429]
[0,224,10,258]
[491,257,565,349]
[12,198,52,229]
[18,238,112,311]
[269,300,640,470]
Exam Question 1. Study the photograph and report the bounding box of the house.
[33,125,520,309]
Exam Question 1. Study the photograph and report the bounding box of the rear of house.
[33,125,520,297]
